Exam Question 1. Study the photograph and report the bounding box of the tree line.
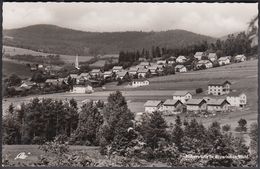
[2,91,258,167]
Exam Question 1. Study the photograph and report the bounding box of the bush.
[195,88,203,94]
[235,118,247,132]
[222,124,231,132]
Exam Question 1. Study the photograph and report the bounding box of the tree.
[222,124,231,132]
[99,91,135,155]
[235,118,247,132]
[172,116,184,152]
[195,88,203,94]
[8,74,21,86]
[248,123,258,166]
[31,71,46,83]
[138,111,170,150]
[70,101,103,145]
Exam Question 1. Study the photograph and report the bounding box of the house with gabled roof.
[116,70,129,80]
[218,56,230,66]
[186,99,207,112]
[103,71,113,79]
[226,92,247,107]
[20,81,35,88]
[175,65,187,73]
[162,99,184,113]
[207,99,230,112]
[157,60,167,65]
[208,53,218,62]
[147,65,159,75]
[90,69,102,77]
[72,84,94,94]
[234,54,246,62]
[45,79,60,86]
[128,67,139,76]
[112,66,123,73]
[139,62,150,68]
[137,68,150,78]
[172,91,192,103]
[208,80,231,95]
[144,100,163,113]
[176,55,187,63]
[196,60,213,69]
[194,52,205,60]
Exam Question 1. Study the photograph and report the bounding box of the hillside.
[3,24,216,56]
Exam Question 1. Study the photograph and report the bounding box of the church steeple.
[75,55,80,69]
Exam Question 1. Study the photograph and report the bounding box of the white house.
[226,92,247,108]
[176,55,187,63]
[72,85,94,94]
[128,67,139,76]
[196,60,213,69]
[207,99,230,112]
[172,91,192,103]
[157,60,167,65]
[234,55,246,62]
[137,68,150,78]
[144,100,163,113]
[208,53,218,62]
[102,71,112,79]
[161,99,184,114]
[131,79,150,87]
[168,56,176,64]
[112,66,123,73]
[90,69,102,77]
[194,52,204,60]
[186,99,207,112]
[208,80,231,95]
[116,71,129,79]
[147,65,159,75]
[175,65,187,73]
[218,56,230,66]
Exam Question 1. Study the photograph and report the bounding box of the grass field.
[2,59,258,144]
[3,59,33,78]
[3,45,93,63]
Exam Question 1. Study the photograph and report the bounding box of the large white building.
[208,80,231,95]
[131,79,150,87]
[226,92,247,108]
[172,91,192,103]
[72,85,94,94]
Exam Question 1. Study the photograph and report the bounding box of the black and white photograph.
[2,2,258,167]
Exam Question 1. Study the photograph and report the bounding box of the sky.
[3,2,258,37]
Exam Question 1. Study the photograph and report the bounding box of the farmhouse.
[208,80,231,95]
[176,55,187,63]
[196,60,213,69]
[103,71,113,79]
[45,79,60,86]
[186,99,207,112]
[144,100,163,113]
[147,65,159,75]
[137,68,150,78]
[226,92,247,108]
[157,60,167,65]
[116,71,129,79]
[218,56,230,65]
[20,81,35,88]
[72,84,94,94]
[131,79,150,87]
[194,52,205,60]
[69,74,78,79]
[172,91,192,103]
[139,62,150,68]
[90,69,102,77]
[161,99,184,113]
[207,99,230,112]
[208,53,217,62]
[168,56,176,64]
[175,65,187,73]
[234,54,246,62]
[112,66,123,73]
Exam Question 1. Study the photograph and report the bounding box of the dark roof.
[186,99,206,105]
[163,99,183,106]
[144,100,162,107]
[137,68,149,73]
[208,80,231,86]
[207,99,230,106]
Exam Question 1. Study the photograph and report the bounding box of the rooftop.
[172,90,190,96]
[208,80,231,86]
[163,99,182,106]
[186,99,205,105]
[144,100,162,107]
[113,66,123,70]
[207,99,230,106]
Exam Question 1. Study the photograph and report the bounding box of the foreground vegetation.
[2,91,258,167]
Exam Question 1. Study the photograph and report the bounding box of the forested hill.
[3,24,216,56]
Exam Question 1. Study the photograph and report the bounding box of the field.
[3,59,33,78]
[3,45,93,63]
[2,59,258,165]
